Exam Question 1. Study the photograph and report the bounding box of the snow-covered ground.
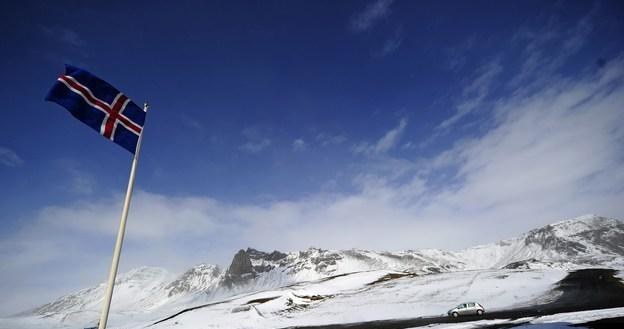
[138,267,624,329]
[2,268,622,329]
[123,268,567,329]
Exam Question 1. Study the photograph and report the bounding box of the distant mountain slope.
[166,264,221,298]
[457,215,624,269]
[29,267,173,316]
[23,214,624,324]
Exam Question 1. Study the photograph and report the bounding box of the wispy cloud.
[240,139,271,153]
[445,35,477,72]
[0,191,233,314]
[509,11,594,89]
[0,147,23,167]
[316,133,347,146]
[349,0,393,33]
[67,167,95,195]
[41,26,86,48]
[354,118,407,155]
[292,138,306,151]
[437,59,502,131]
[438,10,597,134]
[40,25,89,66]
[375,27,403,57]
[239,127,272,154]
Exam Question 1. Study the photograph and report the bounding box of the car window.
[468,303,475,307]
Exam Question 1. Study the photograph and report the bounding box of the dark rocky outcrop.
[222,249,256,288]
[502,258,543,269]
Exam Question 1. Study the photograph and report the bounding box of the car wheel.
[477,309,484,315]
[452,312,459,318]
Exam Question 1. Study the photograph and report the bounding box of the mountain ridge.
[25,214,624,319]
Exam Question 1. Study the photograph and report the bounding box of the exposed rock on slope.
[166,264,221,297]
[457,215,624,269]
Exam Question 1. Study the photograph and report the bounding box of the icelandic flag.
[46,65,146,154]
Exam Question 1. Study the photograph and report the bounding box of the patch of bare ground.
[293,294,334,301]
[245,296,280,305]
[278,294,335,315]
[367,272,418,285]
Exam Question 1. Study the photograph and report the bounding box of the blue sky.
[1,0,624,315]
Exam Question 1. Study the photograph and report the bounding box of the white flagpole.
[98,103,149,329]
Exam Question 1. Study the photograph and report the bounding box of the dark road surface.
[281,269,624,329]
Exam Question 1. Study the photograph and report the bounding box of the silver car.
[447,302,485,317]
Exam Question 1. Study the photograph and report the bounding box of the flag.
[46,65,146,154]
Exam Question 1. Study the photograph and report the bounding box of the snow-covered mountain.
[456,214,624,270]
[30,267,173,316]
[220,246,464,291]
[216,214,624,290]
[166,264,221,298]
[16,214,624,327]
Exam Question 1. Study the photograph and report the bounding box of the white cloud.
[239,138,271,153]
[57,161,96,195]
[41,26,85,48]
[509,13,594,89]
[375,27,403,57]
[239,127,272,153]
[350,0,393,32]
[239,55,624,255]
[316,133,347,146]
[438,12,595,133]
[446,35,477,71]
[354,118,407,155]
[0,191,238,314]
[0,147,23,167]
[292,138,306,151]
[432,58,624,217]
[437,59,502,130]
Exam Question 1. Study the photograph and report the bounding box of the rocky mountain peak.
[246,247,288,262]
[165,264,221,297]
[523,215,624,257]
[222,249,256,288]
[524,224,588,256]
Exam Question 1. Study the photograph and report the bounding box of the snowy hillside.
[457,215,624,269]
[143,268,569,329]
[166,264,221,298]
[20,267,174,327]
[3,214,623,329]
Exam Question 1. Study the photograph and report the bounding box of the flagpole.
[98,103,149,329]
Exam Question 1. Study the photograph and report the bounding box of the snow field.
[146,268,568,329]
